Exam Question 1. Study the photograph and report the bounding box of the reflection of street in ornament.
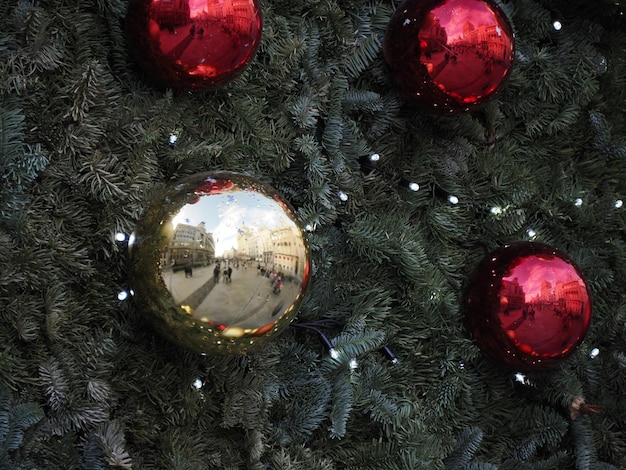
[164,263,299,328]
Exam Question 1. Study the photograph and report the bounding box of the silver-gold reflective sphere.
[128,172,311,355]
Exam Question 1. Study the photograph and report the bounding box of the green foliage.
[0,0,625,467]
[0,96,48,220]
[0,386,44,468]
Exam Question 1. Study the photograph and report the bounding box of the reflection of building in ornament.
[237,227,272,263]
[455,22,512,63]
[502,277,524,310]
[198,0,257,33]
[271,226,306,276]
[236,227,256,259]
[164,222,215,269]
[235,223,306,279]
[419,13,448,54]
[151,0,191,27]
[555,279,587,315]
[540,280,555,302]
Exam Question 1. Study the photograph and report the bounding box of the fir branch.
[443,427,496,469]
[328,372,353,439]
[291,93,321,131]
[366,94,403,139]
[273,372,331,444]
[38,358,68,412]
[570,415,599,470]
[514,405,569,448]
[76,151,128,202]
[343,33,381,80]
[0,96,48,217]
[95,421,133,469]
[0,386,43,462]
[343,89,384,114]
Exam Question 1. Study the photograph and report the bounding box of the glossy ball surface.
[383,0,514,114]
[464,242,592,371]
[126,0,262,91]
[128,172,311,355]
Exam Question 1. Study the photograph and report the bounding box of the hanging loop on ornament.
[569,397,604,420]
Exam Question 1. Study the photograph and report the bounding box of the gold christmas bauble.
[128,172,311,354]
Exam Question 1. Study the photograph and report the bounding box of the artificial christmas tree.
[1,0,625,468]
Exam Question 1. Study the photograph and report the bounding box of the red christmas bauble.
[383,0,515,114]
[464,242,592,371]
[126,0,262,91]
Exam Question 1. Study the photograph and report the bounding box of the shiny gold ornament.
[128,172,311,355]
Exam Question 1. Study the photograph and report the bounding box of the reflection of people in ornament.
[272,276,283,295]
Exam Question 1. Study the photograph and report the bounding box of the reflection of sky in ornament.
[171,190,293,255]
[188,0,204,15]
[432,0,497,42]
[503,256,580,301]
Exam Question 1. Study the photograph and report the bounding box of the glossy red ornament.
[126,0,262,91]
[464,242,592,371]
[383,0,514,114]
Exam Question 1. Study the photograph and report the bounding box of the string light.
[514,372,529,384]
[526,228,537,238]
[595,55,608,75]
[117,290,129,301]
[447,195,459,205]
[319,333,339,359]
[615,199,623,209]
[589,348,600,359]
[338,191,348,202]
[358,153,425,198]
[349,358,358,370]
[574,198,583,207]
[408,182,420,192]
[291,320,399,365]
[169,133,178,145]
[192,378,203,389]
[115,232,127,242]
[552,19,562,30]
[290,321,339,359]
[380,345,399,364]
[490,206,503,215]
